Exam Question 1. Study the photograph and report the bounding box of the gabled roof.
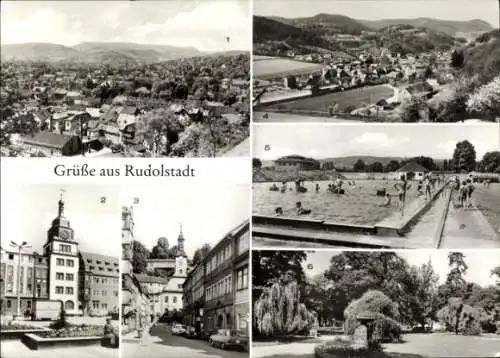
[80,251,119,277]
[20,132,77,149]
[398,162,428,172]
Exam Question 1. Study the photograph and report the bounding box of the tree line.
[252,251,500,339]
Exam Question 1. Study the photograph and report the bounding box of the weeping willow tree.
[254,280,317,337]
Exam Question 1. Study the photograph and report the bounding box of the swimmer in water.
[275,207,283,216]
[295,201,311,215]
[380,193,391,207]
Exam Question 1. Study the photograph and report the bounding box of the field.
[253,57,325,80]
[264,85,394,113]
[253,180,409,225]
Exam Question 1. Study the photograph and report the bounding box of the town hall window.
[56,272,64,280]
[56,258,64,266]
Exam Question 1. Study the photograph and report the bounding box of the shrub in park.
[314,337,388,358]
[50,307,68,330]
[437,298,482,336]
[344,290,402,344]
[254,280,317,337]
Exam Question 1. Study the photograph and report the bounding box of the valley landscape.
[0,0,251,158]
[253,1,500,123]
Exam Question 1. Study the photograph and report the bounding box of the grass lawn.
[265,85,394,113]
[472,184,500,235]
[253,57,325,80]
[384,333,500,357]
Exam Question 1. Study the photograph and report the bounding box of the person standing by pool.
[393,175,408,215]
[316,183,320,193]
[466,179,475,208]
[424,175,432,200]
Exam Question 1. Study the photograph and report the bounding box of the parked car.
[209,329,248,351]
[171,324,187,335]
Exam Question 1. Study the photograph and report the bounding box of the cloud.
[1,1,249,51]
[351,132,410,150]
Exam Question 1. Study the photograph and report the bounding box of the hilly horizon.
[253,14,486,56]
[0,41,246,63]
[261,155,447,168]
[263,14,494,36]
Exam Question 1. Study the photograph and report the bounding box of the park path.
[440,196,500,248]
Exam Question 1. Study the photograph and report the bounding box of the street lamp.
[10,241,32,319]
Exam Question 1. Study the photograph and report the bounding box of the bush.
[50,308,68,330]
[344,290,401,344]
[314,337,386,358]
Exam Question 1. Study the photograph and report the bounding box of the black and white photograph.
[0,0,250,158]
[119,184,249,357]
[0,184,120,358]
[252,250,500,358]
[252,124,500,248]
[252,0,500,123]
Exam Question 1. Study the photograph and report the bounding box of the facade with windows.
[1,195,119,317]
[0,251,49,315]
[79,252,120,316]
[121,206,151,330]
[185,219,249,339]
[183,263,205,333]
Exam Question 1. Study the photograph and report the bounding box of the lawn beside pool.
[264,85,394,113]
[383,333,500,357]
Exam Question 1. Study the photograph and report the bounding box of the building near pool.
[274,155,321,171]
[183,219,250,339]
[1,194,120,317]
[392,162,429,181]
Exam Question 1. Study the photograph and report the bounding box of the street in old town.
[121,323,247,358]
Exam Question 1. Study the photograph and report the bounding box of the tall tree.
[452,140,476,172]
[150,237,170,259]
[478,151,500,173]
[385,160,400,172]
[192,243,212,266]
[353,159,366,172]
[132,240,150,274]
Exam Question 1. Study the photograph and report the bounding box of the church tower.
[174,224,187,277]
[43,191,79,314]
[121,206,134,275]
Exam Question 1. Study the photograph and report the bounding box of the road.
[253,112,359,123]
[121,324,247,358]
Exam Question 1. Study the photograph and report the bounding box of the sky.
[303,250,500,286]
[120,184,249,258]
[253,124,500,161]
[0,0,251,51]
[0,184,121,257]
[254,0,499,28]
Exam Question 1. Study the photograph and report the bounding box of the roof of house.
[20,132,78,150]
[80,251,120,277]
[135,274,170,285]
[398,162,428,172]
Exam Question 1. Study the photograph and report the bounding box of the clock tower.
[43,192,79,314]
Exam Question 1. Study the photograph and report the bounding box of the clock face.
[60,231,69,240]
